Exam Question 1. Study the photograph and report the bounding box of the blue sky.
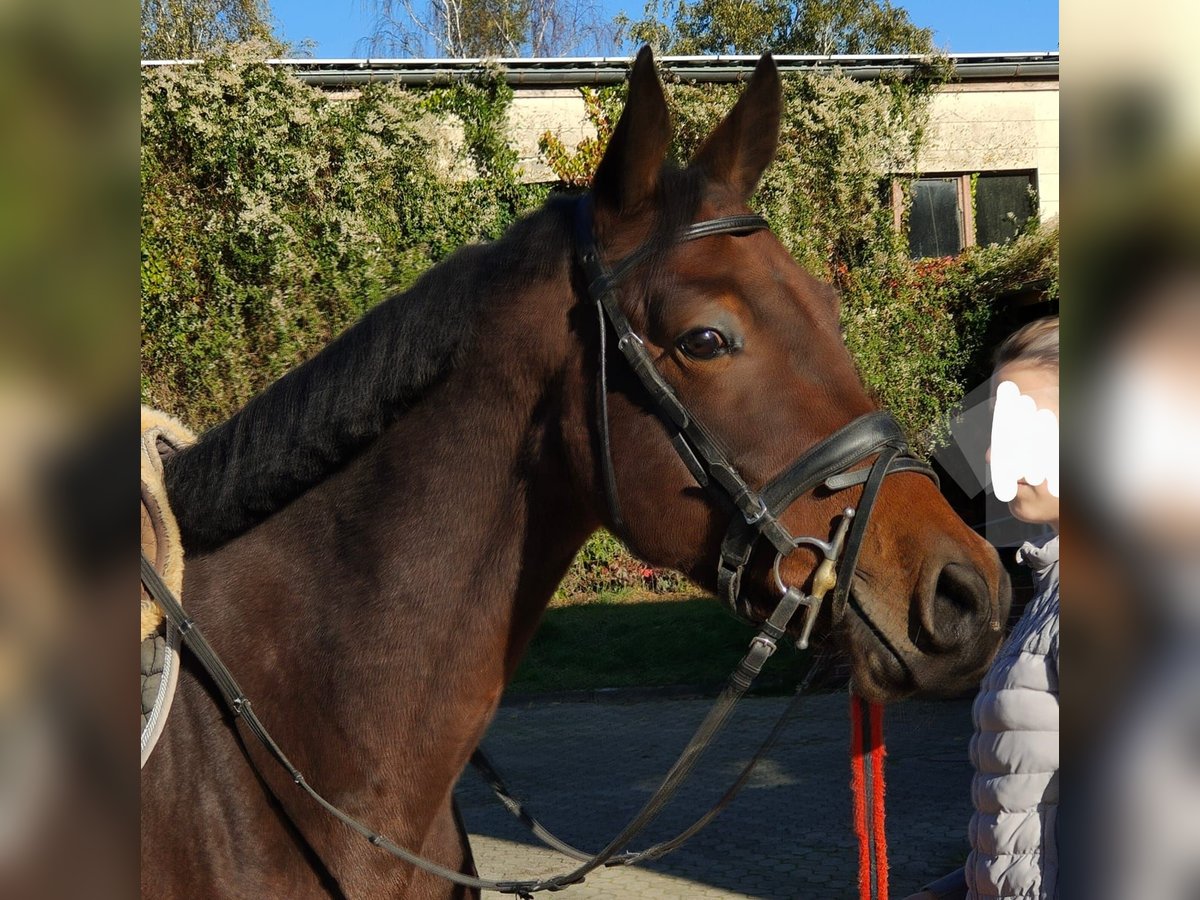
[272,0,1059,59]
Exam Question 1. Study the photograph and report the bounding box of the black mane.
[165,197,577,552]
[163,168,705,554]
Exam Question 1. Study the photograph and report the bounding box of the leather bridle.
[575,193,938,651]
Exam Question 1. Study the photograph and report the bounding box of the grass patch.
[509,590,814,694]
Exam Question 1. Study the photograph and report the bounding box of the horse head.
[581,48,1010,702]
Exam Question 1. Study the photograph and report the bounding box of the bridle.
[139,192,943,899]
[575,193,938,652]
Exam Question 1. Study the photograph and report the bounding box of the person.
[905,317,1060,900]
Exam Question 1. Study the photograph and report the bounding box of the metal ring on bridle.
[772,508,856,596]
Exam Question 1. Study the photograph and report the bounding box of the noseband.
[574,195,937,649]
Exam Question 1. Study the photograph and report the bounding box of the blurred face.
[1088,287,1200,555]
[990,362,1060,531]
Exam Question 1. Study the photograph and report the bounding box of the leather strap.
[831,445,900,625]
[607,212,770,283]
[715,413,936,615]
[594,295,625,533]
[759,413,908,515]
[471,658,820,868]
[142,548,811,896]
[824,457,938,492]
[576,197,787,550]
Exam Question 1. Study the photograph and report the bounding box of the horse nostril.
[923,562,988,649]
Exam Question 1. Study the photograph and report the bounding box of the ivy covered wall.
[141,51,546,426]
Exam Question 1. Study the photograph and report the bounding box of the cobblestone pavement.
[455,692,975,899]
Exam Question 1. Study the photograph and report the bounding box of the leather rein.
[141,194,937,897]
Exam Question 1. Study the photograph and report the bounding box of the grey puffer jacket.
[965,534,1059,899]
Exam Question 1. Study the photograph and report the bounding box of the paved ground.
[455,691,975,899]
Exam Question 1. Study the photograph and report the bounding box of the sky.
[271,0,1059,59]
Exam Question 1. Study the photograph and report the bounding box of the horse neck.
[179,270,600,845]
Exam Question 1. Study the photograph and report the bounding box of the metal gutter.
[141,52,1059,87]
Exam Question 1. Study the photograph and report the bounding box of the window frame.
[891,169,1039,257]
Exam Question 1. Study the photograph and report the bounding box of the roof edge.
[141,52,1059,86]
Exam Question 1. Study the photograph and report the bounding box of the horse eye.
[677,328,729,360]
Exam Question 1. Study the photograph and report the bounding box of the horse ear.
[591,46,671,214]
[690,54,781,201]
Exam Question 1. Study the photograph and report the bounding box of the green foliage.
[674,72,940,270]
[425,69,523,188]
[616,0,933,56]
[538,87,622,187]
[554,530,690,598]
[539,70,942,275]
[141,47,546,427]
[842,223,1059,452]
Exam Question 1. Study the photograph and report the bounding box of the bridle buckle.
[616,332,644,352]
[749,633,778,659]
[741,493,769,525]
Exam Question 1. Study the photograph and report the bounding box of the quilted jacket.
[965,534,1059,899]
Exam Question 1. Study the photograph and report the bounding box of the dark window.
[908,178,963,259]
[895,170,1038,259]
[975,173,1036,247]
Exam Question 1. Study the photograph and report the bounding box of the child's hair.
[994,315,1059,370]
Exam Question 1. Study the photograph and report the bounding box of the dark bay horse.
[141,49,1010,898]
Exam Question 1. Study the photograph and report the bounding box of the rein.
[142,550,823,897]
[143,194,936,896]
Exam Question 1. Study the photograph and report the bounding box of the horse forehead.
[676,235,832,327]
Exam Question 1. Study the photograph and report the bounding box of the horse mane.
[165,196,579,552]
[164,168,704,553]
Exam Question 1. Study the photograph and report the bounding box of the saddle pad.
[140,406,194,768]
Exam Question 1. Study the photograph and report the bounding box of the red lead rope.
[850,695,889,900]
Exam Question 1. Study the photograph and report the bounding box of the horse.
[141,48,1011,898]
